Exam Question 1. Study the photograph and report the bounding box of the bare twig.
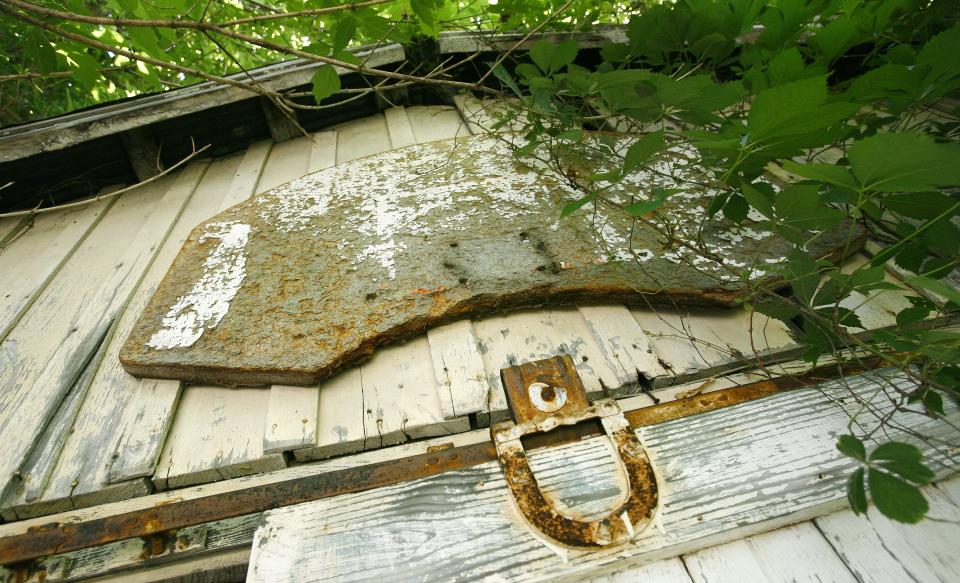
[222,0,395,27]
[0,143,210,218]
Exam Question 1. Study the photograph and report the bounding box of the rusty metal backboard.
[120,135,859,386]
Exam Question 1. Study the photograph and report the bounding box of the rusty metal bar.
[0,358,880,565]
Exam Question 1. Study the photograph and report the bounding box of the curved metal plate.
[121,135,859,386]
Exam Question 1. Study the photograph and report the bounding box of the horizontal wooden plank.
[247,368,958,582]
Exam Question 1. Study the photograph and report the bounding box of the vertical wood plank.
[815,477,960,583]
[0,165,202,505]
[33,160,224,509]
[630,307,796,379]
[307,131,337,173]
[426,320,489,419]
[153,386,286,490]
[264,385,319,453]
[683,522,857,583]
[588,559,694,582]
[294,368,366,461]
[360,337,469,449]
[473,308,625,414]
[0,332,110,520]
[405,105,469,143]
[0,197,111,341]
[578,304,669,388]
[97,155,245,488]
[256,135,313,193]
[335,114,391,163]
[219,140,273,209]
[383,106,416,148]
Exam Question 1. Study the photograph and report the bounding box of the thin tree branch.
[0,143,210,218]
[222,0,395,27]
[1,0,500,95]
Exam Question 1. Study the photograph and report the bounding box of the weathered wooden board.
[815,479,960,583]
[19,157,239,517]
[0,197,110,340]
[630,306,797,379]
[682,522,856,583]
[0,44,404,164]
[0,165,202,505]
[246,369,959,582]
[120,134,858,387]
[0,513,259,583]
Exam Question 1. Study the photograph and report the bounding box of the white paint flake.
[146,222,252,350]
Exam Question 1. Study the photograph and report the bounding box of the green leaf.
[775,184,845,233]
[868,468,928,523]
[561,193,594,216]
[740,182,774,219]
[877,459,936,485]
[922,390,946,416]
[846,467,868,515]
[748,76,853,141]
[311,65,340,104]
[884,192,959,220]
[837,434,866,461]
[870,441,923,463]
[624,189,670,218]
[910,276,960,305]
[848,132,960,193]
[623,132,665,175]
[781,161,859,191]
[529,39,555,75]
[489,64,522,97]
[333,15,357,52]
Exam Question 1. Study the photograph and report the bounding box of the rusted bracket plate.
[493,355,658,548]
[121,135,863,386]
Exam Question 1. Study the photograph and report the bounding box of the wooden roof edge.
[0,43,405,164]
[0,27,628,165]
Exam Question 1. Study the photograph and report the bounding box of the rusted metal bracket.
[492,355,658,549]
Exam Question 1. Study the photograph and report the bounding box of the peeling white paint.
[146,222,251,350]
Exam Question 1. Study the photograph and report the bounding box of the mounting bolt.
[528,382,567,412]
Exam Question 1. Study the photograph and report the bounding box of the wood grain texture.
[0,513,259,582]
[587,558,693,583]
[153,385,286,490]
[105,144,272,492]
[308,131,338,173]
[264,385,319,453]
[630,307,797,379]
[0,165,202,505]
[815,478,960,583]
[383,106,416,148]
[0,198,110,341]
[427,320,489,418]
[359,337,469,450]
[335,114,391,163]
[578,304,669,388]
[683,522,856,583]
[405,105,469,143]
[247,369,959,582]
[294,368,366,461]
[0,334,111,520]
[22,157,238,517]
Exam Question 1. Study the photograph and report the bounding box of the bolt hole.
[449,242,458,248]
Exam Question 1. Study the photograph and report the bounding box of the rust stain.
[495,356,658,548]
[0,359,877,565]
[119,135,865,387]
